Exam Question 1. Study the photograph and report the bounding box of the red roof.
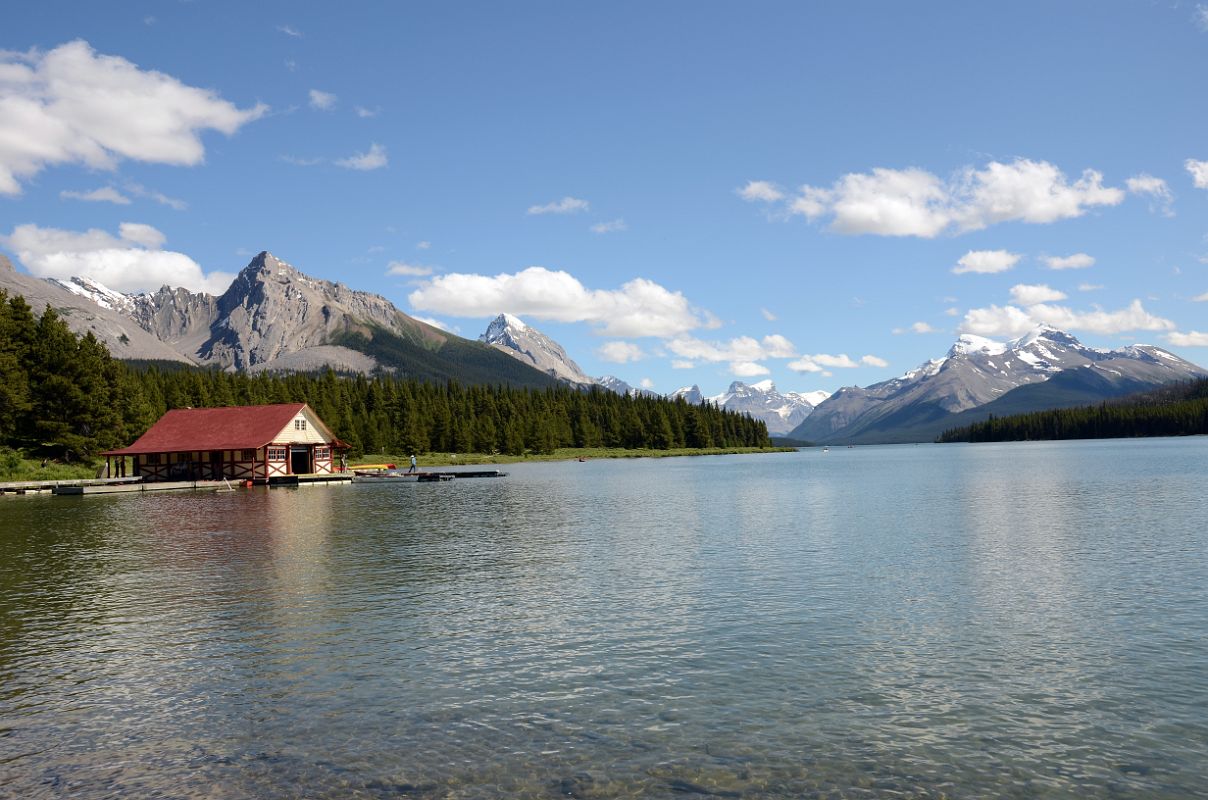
[104,403,341,455]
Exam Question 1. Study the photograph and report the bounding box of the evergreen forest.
[938,379,1208,443]
[0,291,770,462]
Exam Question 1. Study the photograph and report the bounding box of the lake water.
[2,438,1206,799]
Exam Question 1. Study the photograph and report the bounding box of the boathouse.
[102,403,348,483]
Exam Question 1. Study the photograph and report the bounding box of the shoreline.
[355,446,797,469]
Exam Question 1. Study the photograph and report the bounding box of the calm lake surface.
[2,438,1206,799]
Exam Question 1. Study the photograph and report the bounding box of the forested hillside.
[0,291,769,461]
[937,379,1208,443]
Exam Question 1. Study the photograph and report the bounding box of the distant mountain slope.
[791,326,1208,444]
[0,255,194,365]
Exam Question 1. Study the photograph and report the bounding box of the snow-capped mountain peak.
[49,275,135,315]
[479,313,594,386]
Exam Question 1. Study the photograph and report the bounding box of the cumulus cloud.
[731,361,771,377]
[1167,330,1208,346]
[953,249,1020,275]
[408,266,711,338]
[788,352,881,372]
[1009,283,1068,306]
[597,341,646,363]
[308,89,337,110]
[1044,252,1095,270]
[960,300,1175,337]
[386,261,433,277]
[3,222,233,294]
[0,40,265,194]
[527,196,589,215]
[737,180,784,203]
[894,321,939,334]
[336,142,387,170]
[591,218,627,234]
[1192,291,1208,302]
[60,186,130,204]
[666,334,795,364]
[780,159,1123,237]
[1187,158,1208,189]
[1127,174,1174,216]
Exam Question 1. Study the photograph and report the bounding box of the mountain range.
[0,251,558,389]
[5,251,1206,443]
[792,327,1208,444]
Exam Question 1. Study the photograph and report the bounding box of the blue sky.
[3,1,1208,395]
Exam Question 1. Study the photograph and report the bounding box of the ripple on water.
[1,441,1207,798]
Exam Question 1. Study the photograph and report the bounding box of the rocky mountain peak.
[478,313,594,386]
[0,254,13,273]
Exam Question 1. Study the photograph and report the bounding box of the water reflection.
[2,441,1207,797]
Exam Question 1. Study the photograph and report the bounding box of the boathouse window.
[315,446,330,460]
[267,446,287,461]
[240,449,256,461]
[295,419,307,431]
[145,454,160,465]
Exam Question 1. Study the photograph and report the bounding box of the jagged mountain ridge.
[670,380,828,435]
[0,255,194,364]
[1,252,560,389]
[791,326,1208,444]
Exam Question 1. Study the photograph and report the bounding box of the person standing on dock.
[408,454,417,473]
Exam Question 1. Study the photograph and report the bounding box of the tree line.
[937,379,1208,443]
[0,291,770,460]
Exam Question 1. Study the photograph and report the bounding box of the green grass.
[350,446,796,469]
[0,451,104,483]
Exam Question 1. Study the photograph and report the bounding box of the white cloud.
[412,315,456,333]
[1187,158,1208,189]
[386,261,433,277]
[125,182,187,211]
[1127,174,1174,216]
[760,307,777,321]
[665,334,797,364]
[1078,283,1104,292]
[640,378,656,389]
[953,249,1020,275]
[0,41,266,195]
[894,321,939,334]
[355,106,379,118]
[416,241,431,250]
[944,307,960,317]
[788,352,875,372]
[960,300,1176,337]
[61,186,130,204]
[731,361,771,377]
[671,359,694,369]
[1196,5,1208,31]
[3,222,233,294]
[309,89,337,110]
[335,142,387,170]
[783,159,1124,238]
[278,24,303,37]
[1009,283,1068,306]
[591,218,627,234]
[737,180,784,203]
[1167,330,1208,346]
[527,196,589,215]
[597,341,645,363]
[1044,252,1095,270]
[409,266,711,338]
[1192,291,1208,302]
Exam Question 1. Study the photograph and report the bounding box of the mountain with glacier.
[791,326,1208,444]
[670,380,830,435]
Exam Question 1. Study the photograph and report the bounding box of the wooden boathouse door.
[290,446,311,475]
[209,450,223,480]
